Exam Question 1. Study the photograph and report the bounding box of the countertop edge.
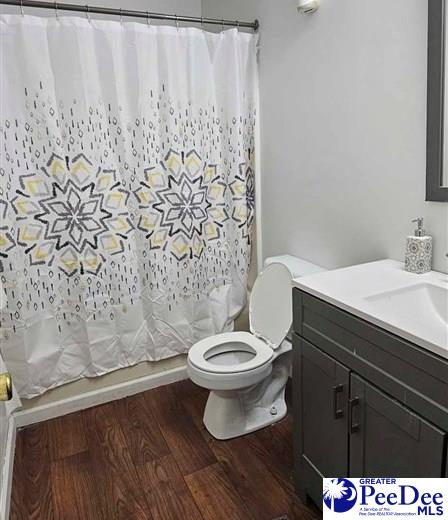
[292,282,448,361]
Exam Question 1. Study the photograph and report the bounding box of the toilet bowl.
[187,255,326,440]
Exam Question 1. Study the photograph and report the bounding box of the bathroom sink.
[364,283,448,326]
[293,260,448,359]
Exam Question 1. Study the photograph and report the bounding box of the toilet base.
[202,351,291,440]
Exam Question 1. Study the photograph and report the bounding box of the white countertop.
[293,259,448,360]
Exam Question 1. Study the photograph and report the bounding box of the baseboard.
[0,415,16,520]
[14,364,188,428]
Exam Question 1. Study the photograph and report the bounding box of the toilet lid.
[249,263,293,350]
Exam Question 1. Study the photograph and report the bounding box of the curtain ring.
[176,15,179,29]
[222,18,225,31]
[20,0,24,16]
[85,4,91,22]
[201,16,204,30]
[120,8,123,24]
[146,11,151,27]
[236,20,240,30]
[54,2,59,20]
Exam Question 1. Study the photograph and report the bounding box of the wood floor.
[10,379,321,520]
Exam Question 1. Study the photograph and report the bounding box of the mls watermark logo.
[323,478,447,519]
[323,478,357,513]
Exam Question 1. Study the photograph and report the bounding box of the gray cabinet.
[293,336,349,505]
[293,289,448,508]
[349,374,445,477]
[446,451,448,478]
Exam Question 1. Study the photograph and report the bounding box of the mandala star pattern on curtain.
[0,15,258,397]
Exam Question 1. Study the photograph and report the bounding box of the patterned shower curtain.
[0,15,258,397]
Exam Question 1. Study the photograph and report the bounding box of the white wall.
[202,0,448,273]
[1,0,201,19]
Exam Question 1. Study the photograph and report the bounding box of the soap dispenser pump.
[405,218,432,274]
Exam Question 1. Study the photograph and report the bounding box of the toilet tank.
[263,254,327,341]
[264,254,326,278]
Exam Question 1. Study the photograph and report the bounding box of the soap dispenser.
[405,218,432,274]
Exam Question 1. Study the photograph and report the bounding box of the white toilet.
[187,255,326,440]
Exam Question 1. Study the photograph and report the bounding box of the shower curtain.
[0,15,258,397]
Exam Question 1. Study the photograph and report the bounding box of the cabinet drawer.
[293,289,448,430]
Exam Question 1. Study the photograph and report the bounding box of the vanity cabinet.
[293,289,448,508]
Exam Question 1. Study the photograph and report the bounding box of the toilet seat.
[188,331,273,374]
[188,263,293,379]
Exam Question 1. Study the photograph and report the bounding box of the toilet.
[187,255,326,440]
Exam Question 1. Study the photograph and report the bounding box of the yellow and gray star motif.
[10,153,133,276]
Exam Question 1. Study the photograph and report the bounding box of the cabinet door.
[294,336,350,503]
[445,450,448,478]
[349,374,446,477]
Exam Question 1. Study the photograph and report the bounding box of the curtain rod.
[0,0,259,30]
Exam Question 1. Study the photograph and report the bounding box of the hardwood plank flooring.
[137,454,203,520]
[50,452,104,520]
[46,412,88,462]
[142,384,217,476]
[114,394,170,467]
[11,423,54,520]
[10,379,321,520]
[185,462,256,520]
[82,403,152,520]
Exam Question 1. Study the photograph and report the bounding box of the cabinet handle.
[349,397,360,433]
[332,384,344,419]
